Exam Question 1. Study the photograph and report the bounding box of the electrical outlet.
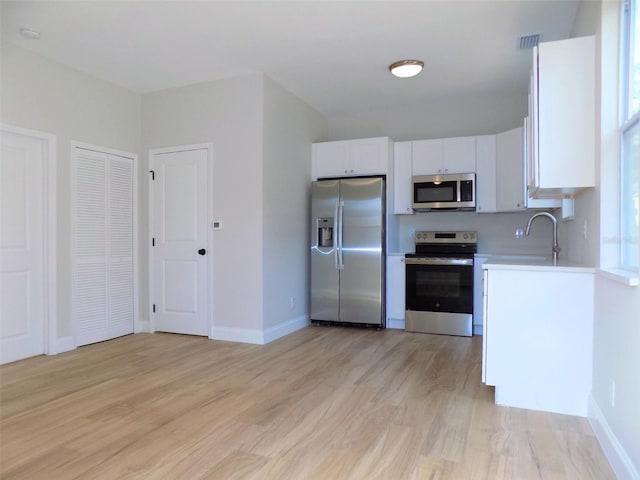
[290,296,295,310]
[610,379,616,407]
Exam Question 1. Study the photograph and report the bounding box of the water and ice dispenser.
[316,217,334,248]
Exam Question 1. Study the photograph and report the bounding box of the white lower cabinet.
[482,265,594,416]
[386,255,405,329]
[473,255,489,335]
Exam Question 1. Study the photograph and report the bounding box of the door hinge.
[149,170,155,180]
[152,304,156,313]
[152,237,155,247]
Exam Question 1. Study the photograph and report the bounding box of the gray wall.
[0,42,141,338]
[142,74,328,336]
[142,75,265,332]
[328,90,527,141]
[262,76,327,329]
[570,1,640,475]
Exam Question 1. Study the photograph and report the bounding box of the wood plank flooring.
[0,327,615,479]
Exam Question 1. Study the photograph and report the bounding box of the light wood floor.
[1,327,614,479]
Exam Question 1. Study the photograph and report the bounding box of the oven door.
[405,256,473,314]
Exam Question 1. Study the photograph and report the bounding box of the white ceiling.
[1,1,580,117]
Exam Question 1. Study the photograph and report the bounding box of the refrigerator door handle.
[333,201,340,270]
[337,201,345,269]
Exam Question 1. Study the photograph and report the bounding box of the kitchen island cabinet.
[482,259,595,416]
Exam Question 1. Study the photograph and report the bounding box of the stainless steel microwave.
[412,173,476,211]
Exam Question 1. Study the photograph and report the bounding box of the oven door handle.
[405,257,473,266]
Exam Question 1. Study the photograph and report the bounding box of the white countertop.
[482,255,595,273]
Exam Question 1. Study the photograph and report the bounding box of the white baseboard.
[52,336,75,355]
[387,318,405,330]
[588,395,639,480]
[263,315,309,344]
[211,315,310,345]
[210,326,264,345]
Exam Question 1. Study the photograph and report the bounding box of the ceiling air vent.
[519,34,542,50]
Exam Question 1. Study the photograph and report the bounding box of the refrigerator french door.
[311,177,385,326]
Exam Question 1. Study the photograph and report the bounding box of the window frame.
[619,0,639,272]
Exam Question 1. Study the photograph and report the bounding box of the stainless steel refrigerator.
[311,176,385,326]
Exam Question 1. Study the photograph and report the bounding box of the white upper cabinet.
[443,136,476,174]
[529,36,595,197]
[393,141,414,214]
[475,135,497,213]
[412,136,476,175]
[313,137,390,179]
[411,138,443,175]
[497,126,561,211]
[496,127,526,212]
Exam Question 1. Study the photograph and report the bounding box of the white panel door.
[1,131,45,363]
[74,147,134,346]
[152,148,208,336]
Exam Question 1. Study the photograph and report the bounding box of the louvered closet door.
[74,148,133,346]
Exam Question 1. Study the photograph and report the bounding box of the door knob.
[198,248,206,255]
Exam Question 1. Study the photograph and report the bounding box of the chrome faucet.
[525,211,560,265]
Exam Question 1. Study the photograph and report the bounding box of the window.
[620,0,640,270]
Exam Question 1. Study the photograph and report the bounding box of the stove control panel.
[414,231,477,244]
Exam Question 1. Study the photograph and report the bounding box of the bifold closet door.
[73,147,134,346]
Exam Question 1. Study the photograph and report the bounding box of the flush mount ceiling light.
[19,27,41,40]
[389,59,424,78]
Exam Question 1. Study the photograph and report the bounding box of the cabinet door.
[393,142,413,214]
[535,36,595,194]
[313,141,349,178]
[349,137,388,176]
[386,255,406,326]
[474,256,489,335]
[482,270,490,384]
[522,117,561,209]
[443,136,476,174]
[412,138,443,175]
[475,135,497,213]
[496,127,526,211]
[529,53,540,194]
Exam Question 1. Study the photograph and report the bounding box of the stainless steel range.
[405,231,477,336]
